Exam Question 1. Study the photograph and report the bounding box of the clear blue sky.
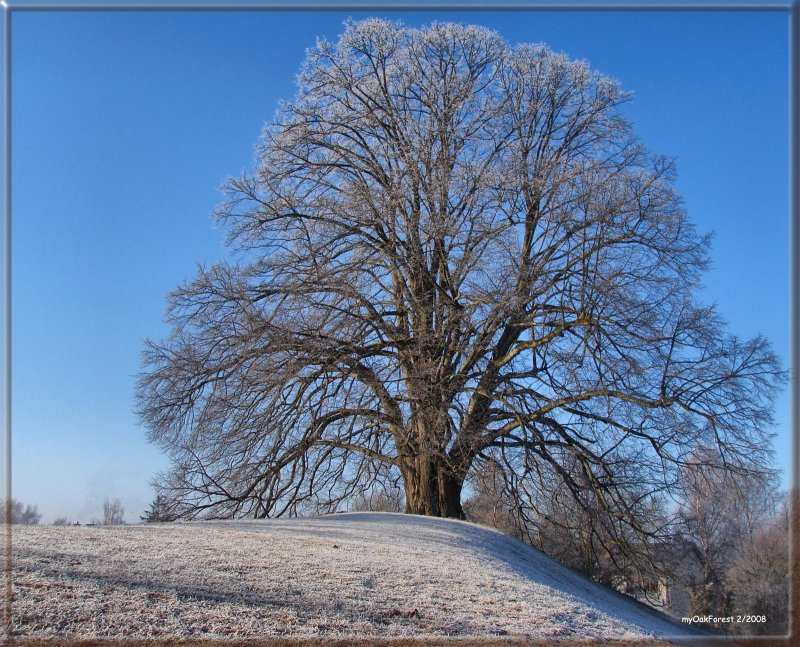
[12,10,790,523]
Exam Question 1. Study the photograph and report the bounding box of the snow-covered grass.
[12,512,705,641]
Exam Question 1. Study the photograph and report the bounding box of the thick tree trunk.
[401,456,465,519]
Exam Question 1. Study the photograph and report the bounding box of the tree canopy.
[137,19,783,527]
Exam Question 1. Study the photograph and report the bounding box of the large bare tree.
[137,19,783,522]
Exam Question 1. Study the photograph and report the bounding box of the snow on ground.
[12,512,705,641]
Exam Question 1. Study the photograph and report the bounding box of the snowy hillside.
[12,512,706,641]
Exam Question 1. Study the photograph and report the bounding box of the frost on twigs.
[137,18,784,568]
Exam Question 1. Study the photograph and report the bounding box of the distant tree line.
[1,499,41,525]
[5,497,128,527]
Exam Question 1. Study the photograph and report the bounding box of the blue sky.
[12,10,790,523]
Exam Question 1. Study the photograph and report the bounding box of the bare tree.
[726,496,789,635]
[1,499,41,525]
[137,19,783,528]
[51,517,71,526]
[102,498,125,526]
[466,452,668,593]
[528,462,667,590]
[672,446,783,628]
[463,459,524,539]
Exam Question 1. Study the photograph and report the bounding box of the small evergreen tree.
[141,494,177,522]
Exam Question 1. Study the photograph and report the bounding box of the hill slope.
[12,512,702,641]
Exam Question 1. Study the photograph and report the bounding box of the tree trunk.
[402,456,465,519]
